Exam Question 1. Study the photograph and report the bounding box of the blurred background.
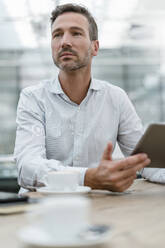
[0,0,165,191]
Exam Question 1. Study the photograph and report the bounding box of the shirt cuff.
[141,168,165,183]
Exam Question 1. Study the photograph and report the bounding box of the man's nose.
[61,33,72,48]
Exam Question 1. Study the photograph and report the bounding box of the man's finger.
[104,155,150,174]
[117,158,150,179]
[132,158,150,172]
[116,153,149,170]
[107,175,135,192]
[118,176,135,192]
[114,167,137,181]
[101,142,113,161]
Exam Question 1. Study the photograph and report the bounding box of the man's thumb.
[102,142,113,161]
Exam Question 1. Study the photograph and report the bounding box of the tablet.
[132,123,165,168]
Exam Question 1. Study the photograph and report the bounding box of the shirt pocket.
[51,126,62,138]
[46,121,62,139]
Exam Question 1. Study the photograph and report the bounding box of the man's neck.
[59,69,91,105]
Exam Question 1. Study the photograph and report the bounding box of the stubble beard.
[53,47,92,72]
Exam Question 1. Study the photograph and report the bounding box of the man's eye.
[73,32,82,36]
[53,33,62,38]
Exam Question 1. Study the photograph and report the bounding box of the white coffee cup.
[28,196,91,243]
[44,171,79,191]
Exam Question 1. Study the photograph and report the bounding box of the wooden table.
[0,179,165,248]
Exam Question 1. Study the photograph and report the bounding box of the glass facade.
[0,0,165,158]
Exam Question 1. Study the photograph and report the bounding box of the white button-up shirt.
[14,76,153,190]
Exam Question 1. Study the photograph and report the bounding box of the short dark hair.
[50,3,98,40]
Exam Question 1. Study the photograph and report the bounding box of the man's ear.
[91,40,99,57]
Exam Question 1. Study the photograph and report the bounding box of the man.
[14,3,151,192]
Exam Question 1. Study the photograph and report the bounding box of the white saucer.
[18,224,111,248]
[37,186,91,195]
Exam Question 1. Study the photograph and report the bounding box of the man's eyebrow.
[70,27,84,32]
[52,26,85,36]
[52,28,62,36]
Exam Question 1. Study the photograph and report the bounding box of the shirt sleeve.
[117,89,143,156]
[116,90,165,183]
[141,168,165,183]
[14,89,87,190]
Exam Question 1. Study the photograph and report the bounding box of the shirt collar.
[89,78,102,91]
[48,76,64,95]
[48,75,102,94]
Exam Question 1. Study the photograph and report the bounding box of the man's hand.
[84,142,150,192]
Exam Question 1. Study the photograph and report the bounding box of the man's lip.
[60,53,74,57]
